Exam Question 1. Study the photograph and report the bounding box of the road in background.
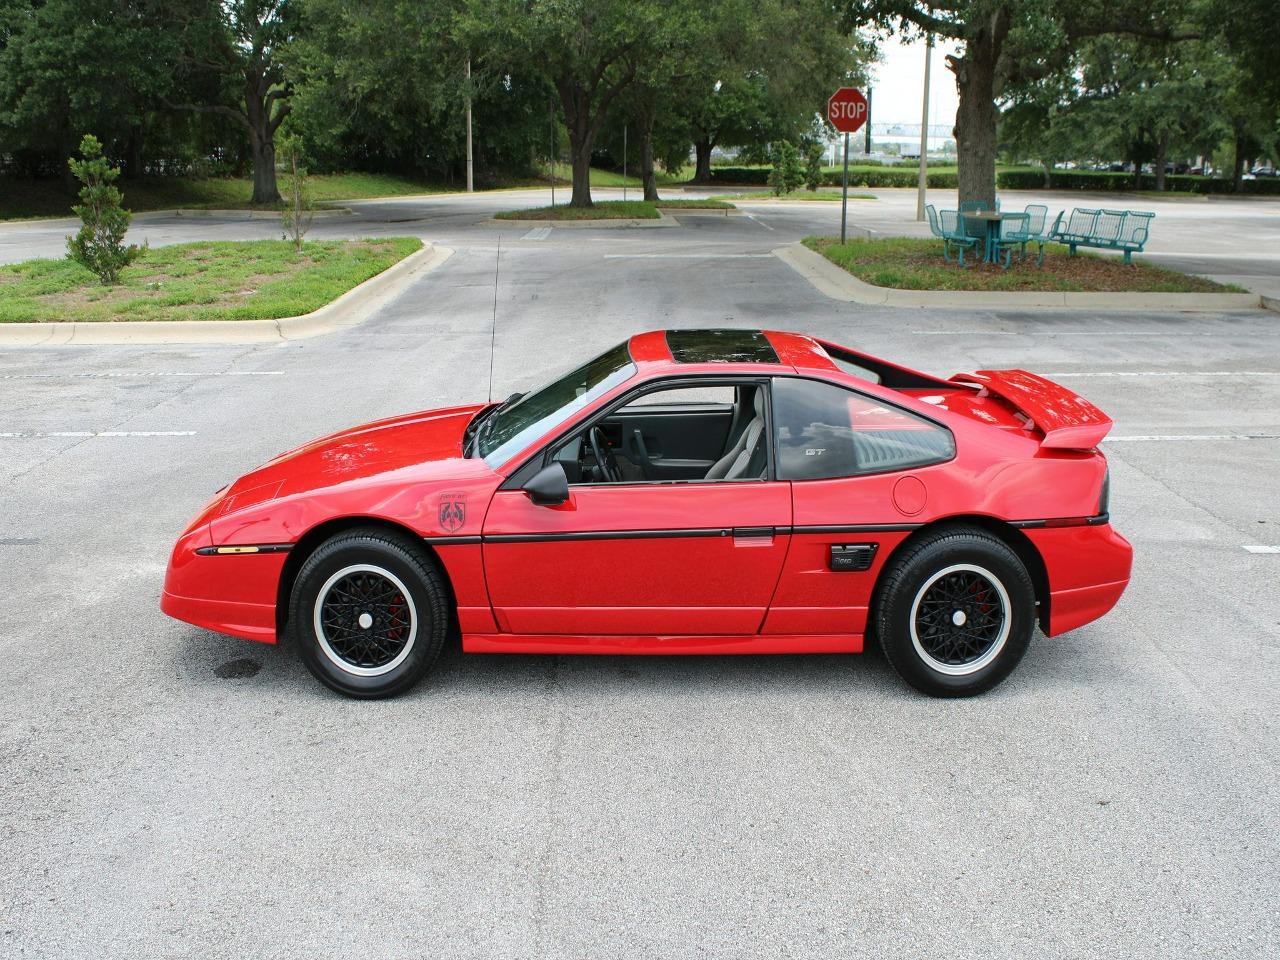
[2,185,1278,297]
[1,199,1278,958]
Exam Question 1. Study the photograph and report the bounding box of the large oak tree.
[843,1,1201,205]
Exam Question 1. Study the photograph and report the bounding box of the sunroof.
[665,329,779,364]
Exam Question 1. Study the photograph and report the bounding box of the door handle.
[732,526,775,545]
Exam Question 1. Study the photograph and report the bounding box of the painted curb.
[0,242,453,347]
[774,241,1264,312]
[479,209,680,229]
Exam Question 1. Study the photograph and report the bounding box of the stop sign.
[828,87,869,134]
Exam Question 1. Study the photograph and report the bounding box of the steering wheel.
[588,427,622,482]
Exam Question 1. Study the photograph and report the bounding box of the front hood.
[222,403,488,507]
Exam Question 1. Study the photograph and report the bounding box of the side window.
[772,378,954,480]
[619,384,737,409]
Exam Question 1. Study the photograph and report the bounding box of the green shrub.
[65,135,143,284]
[803,141,824,192]
[768,142,804,196]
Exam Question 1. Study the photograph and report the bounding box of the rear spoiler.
[952,369,1113,449]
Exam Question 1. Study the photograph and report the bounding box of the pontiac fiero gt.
[162,329,1131,698]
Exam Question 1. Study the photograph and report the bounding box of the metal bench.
[1050,208,1155,264]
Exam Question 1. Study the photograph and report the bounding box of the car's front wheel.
[873,527,1036,697]
[288,528,449,698]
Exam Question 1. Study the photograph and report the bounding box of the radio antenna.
[486,235,501,403]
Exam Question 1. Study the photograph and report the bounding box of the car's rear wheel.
[873,527,1035,697]
[288,528,449,698]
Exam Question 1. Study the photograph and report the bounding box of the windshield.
[479,342,636,468]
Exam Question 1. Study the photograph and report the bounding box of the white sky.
[867,34,962,129]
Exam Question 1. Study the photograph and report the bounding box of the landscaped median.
[776,237,1262,311]
[0,237,453,344]
[492,198,735,224]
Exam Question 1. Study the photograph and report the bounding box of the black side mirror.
[523,461,569,506]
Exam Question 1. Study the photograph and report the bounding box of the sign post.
[827,87,869,245]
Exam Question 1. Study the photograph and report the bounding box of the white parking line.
[0,371,283,380]
[1243,545,1280,553]
[744,213,775,231]
[521,226,552,241]
[913,330,1227,336]
[0,430,197,438]
[1102,434,1280,442]
[603,253,775,259]
[1045,371,1278,378]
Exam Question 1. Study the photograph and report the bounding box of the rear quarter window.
[772,377,955,480]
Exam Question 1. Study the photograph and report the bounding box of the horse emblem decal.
[438,492,466,533]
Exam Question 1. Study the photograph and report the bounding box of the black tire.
[288,527,450,698]
[873,526,1035,697]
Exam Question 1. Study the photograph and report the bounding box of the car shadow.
[172,626,1086,707]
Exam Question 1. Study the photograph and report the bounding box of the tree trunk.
[692,139,713,183]
[950,13,1007,208]
[1232,130,1247,192]
[1154,135,1169,191]
[245,74,283,205]
[556,81,597,207]
[639,100,658,202]
[1040,160,1052,188]
[569,144,593,207]
[248,127,281,204]
[125,126,144,179]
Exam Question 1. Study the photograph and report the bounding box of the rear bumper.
[1024,523,1133,637]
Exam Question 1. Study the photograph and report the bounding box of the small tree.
[802,139,825,191]
[767,140,804,196]
[66,135,143,284]
[278,136,314,252]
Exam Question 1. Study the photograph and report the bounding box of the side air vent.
[829,543,878,572]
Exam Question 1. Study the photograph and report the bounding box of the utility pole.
[465,58,474,193]
[864,88,873,156]
[623,126,627,201]
[916,35,932,221]
[549,106,557,207]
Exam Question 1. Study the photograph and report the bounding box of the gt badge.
[438,492,467,533]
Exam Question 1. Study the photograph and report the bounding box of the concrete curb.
[657,207,744,217]
[1262,295,1280,314]
[774,241,1265,312]
[0,242,453,347]
[479,209,679,229]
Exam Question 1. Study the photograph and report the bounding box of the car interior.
[553,383,768,484]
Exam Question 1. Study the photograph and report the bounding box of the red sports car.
[162,329,1131,698]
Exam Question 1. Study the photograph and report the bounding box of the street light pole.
[916,35,932,221]
[465,58,474,193]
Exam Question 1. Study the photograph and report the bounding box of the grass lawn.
[0,173,461,220]
[733,189,877,201]
[0,237,422,323]
[495,200,661,220]
[1,166,686,221]
[536,162,688,188]
[803,236,1242,293]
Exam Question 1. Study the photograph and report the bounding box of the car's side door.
[481,378,792,636]
[762,376,957,638]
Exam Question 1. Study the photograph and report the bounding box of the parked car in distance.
[161,330,1133,700]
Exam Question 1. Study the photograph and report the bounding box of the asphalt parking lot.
[1,193,1278,958]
